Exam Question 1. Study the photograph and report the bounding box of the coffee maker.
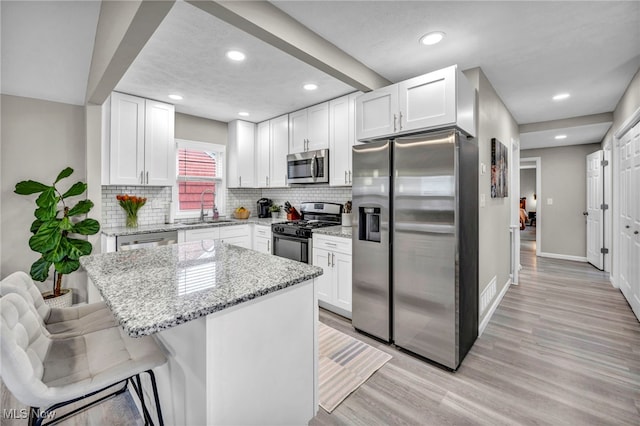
[257,198,273,218]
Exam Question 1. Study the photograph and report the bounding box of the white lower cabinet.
[253,225,272,254]
[182,224,250,249]
[312,234,352,318]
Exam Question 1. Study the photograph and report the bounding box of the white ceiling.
[519,122,613,150]
[0,0,100,105]
[1,1,639,149]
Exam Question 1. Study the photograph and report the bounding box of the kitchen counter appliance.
[257,198,273,218]
[287,149,329,184]
[352,129,478,370]
[272,202,342,263]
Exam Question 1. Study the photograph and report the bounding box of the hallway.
[313,238,640,425]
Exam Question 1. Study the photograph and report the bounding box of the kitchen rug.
[318,322,392,413]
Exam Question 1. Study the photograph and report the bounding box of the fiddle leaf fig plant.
[14,167,100,297]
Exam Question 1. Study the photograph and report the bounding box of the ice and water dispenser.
[359,207,381,243]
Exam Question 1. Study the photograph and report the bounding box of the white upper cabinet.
[356,65,476,141]
[256,121,270,188]
[107,92,175,186]
[269,114,289,187]
[227,120,256,188]
[329,92,360,186]
[289,102,329,153]
[255,114,289,188]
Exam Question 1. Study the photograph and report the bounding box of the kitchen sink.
[176,219,234,228]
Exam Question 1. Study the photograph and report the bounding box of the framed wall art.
[491,138,508,198]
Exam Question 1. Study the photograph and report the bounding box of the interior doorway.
[520,157,541,257]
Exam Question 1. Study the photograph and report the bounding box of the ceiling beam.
[186,0,390,92]
[86,0,176,105]
[519,112,613,134]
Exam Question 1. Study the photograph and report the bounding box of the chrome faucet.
[199,189,216,222]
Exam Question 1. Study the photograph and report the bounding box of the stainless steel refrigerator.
[352,129,478,370]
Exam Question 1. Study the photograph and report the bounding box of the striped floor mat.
[318,322,392,412]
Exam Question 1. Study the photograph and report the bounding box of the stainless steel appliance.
[352,129,478,370]
[116,230,178,251]
[272,202,342,263]
[287,149,329,184]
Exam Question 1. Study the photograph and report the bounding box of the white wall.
[463,68,520,324]
[521,144,600,258]
[1,95,88,301]
[520,168,537,212]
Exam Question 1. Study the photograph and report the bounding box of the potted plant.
[269,204,282,218]
[14,167,100,307]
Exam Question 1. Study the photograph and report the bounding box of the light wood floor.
[312,239,640,425]
[2,239,638,425]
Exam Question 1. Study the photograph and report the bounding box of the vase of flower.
[117,194,147,228]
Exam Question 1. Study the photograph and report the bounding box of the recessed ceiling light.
[419,31,445,46]
[555,134,567,140]
[552,93,570,101]
[303,83,318,91]
[226,50,246,62]
[238,112,250,117]
[168,94,183,101]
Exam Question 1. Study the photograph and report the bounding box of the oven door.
[272,233,310,264]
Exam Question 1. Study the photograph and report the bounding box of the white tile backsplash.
[102,185,352,228]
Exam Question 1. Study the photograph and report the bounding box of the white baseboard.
[478,278,511,336]
[539,252,588,262]
[610,274,618,289]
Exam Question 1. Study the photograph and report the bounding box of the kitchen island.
[80,240,322,425]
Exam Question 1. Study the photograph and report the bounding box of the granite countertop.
[80,240,322,337]
[313,225,352,239]
[102,217,286,237]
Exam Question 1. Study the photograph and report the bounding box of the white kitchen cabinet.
[228,120,256,188]
[329,92,361,186]
[312,234,352,318]
[253,224,272,254]
[106,92,175,186]
[256,121,270,187]
[255,115,289,188]
[220,224,251,249]
[289,102,329,153]
[356,65,475,141]
[184,227,220,242]
[270,114,289,187]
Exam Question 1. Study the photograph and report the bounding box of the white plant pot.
[42,288,73,308]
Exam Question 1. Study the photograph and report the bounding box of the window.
[174,139,225,218]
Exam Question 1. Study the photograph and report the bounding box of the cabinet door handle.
[345,170,347,184]
[327,252,331,267]
[266,176,269,187]
[393,114,397,132]
[399,111,403,130]
[332,253,335,267]
[349,170,352,183]
[239,176,242,187]
[267,240,271,252]
[140,171,144,184]
[146,171,149,184]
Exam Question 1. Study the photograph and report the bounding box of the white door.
[289,109,308,153]
[144,100,175,186]
[312,247,333,302]
[329,95,350,186]
[398,66,456,134]
[109,92,145,185]
[510,140,520,284]
[333,252,352,313]
[586,150,604,269]
[631,122,640,319]
[269,114,289,187]
[355,85,398,141]
[306,102,329,151]
[256,121,270,187]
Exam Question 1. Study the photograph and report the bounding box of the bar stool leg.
[146,370,164,426]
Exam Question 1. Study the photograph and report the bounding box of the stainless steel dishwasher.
[116,231,178,251]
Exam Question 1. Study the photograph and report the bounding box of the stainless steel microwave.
[287,149,329,184]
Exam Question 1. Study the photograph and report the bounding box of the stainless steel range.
[272,202,342,263]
